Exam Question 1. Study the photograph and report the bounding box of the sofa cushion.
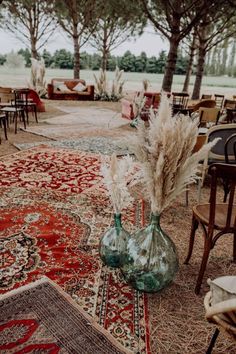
[65,80,86,90]
[73,82,87,92]
[53,81,63,90]
[57,83,72,92]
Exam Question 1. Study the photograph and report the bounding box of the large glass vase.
[121,213,179,293]
[99,213,130,268]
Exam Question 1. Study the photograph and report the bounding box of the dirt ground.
[0,99,121,156]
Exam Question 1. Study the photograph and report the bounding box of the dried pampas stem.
[101,153,134,214]
[129,94,219,214]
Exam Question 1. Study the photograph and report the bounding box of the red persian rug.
[0,147,150,354]
[0,277,131,354]
[0,146,101,193]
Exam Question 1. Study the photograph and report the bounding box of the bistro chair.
[184,163,236,294]
[214,94,225,109]
[204,291,236,353]
[172,92,189,114]
[200,124,236,188]
[14,88,38,124]
[201,94,212,100]
[0,112,8,143]
[223,133,236,202]
[199,107,221,127]
[0,90,26,133]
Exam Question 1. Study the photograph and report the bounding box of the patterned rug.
[14,136,130,156]
[0,147,150,353]
[0,146,101,193]
[22,107,132,140]
[0,277,131,354]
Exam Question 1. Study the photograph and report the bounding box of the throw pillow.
[53,81,63,91]
[208,276,236,305]
[57,84,72,92]
[73,82,87,92]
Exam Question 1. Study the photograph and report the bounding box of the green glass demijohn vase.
[121,213,179,293]
[99,213,130,268]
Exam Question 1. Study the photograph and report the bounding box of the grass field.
[1,66,236,97]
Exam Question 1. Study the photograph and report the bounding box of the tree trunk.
[102,50,109,71]
[72,19,80,79]
[182,30,197,92]
[162,35,180,92]
[192,44,206,99]
[31,36,38,59]
[101,24,108,71]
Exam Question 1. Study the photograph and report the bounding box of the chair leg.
[184,215,199,264]
[195,239,212,294]
[2,117,7,140]
[25,108,29,125]
[206,328,220,354]
[21,110,26,129]
[14,112,17,134]
[34,106,38,123]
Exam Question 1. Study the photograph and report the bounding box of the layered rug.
[0,277,131,354]
[0,146,101,193]
[22,107,132,140]
[1,147,236,353]
[0,147,150,354]
[14,136,130,156]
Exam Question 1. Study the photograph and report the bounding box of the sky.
[0,27,169,57]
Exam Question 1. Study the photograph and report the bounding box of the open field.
[1,66,236,97]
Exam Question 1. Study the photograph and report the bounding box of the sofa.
[121,92,161,121]
[47,78,94,101]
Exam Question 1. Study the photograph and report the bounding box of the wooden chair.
[14,88,38,124]
[172,92,189,114]
[201,94,212,100]
[225,133,236,164]
[223,133,236,202]
[214,94,225,109]
[191,99,216,112]
[199,107,221,127]
[184,163,236,294]
[200,124,236,188]
[0,90,26,134]
[204,291,236,353]
[0,112,8,142]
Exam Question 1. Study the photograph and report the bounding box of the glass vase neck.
[114,213,122,228]
[150,213,161,225]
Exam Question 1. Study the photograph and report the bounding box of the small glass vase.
[99,213,130,268]
[121,213,179,293]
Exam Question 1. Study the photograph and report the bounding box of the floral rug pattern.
[0,146,150,353]
[0,146,101,193]
[14,136,130,156]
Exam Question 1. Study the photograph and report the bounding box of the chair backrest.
[14,88,30,105]
[201,94,212,99]
[192,99,216,112]
[225,133,236,164]
[199,107,221,126]
[208,163,236,229]
[214,94,225,109]
[223,99,236,110]
[0,87,14,102]
[206,124,236,162]
[172,92,189,108]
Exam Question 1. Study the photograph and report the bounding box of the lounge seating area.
[47,78,95,101]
